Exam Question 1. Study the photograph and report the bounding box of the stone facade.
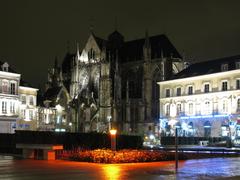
[0,62,38,133]
[158,56,240,143]
[47,30,186,136]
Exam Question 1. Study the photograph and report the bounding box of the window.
[177,104,182,115]
[188,86,193,95]
[203,101,211,114]
[29,96,34,105]
[21,109,26,119]
[165,104,170,116]
[222,81,228,91]
[221,64,228,71]
[29,110,33,120]
[189,103,193,115]
[165,89,170,97]
[236,79,240,89]
[222,99,228,113]
[2,81,8,93]
[10,102,15,114]
[237,99,240,111]
[21,96,26,104]
[176,87,181,96]
[236,62,240,69]
[2,101,7,114]
[204,84,210,93]
[10,83,16,95]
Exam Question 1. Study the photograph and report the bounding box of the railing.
[161,146,240,155]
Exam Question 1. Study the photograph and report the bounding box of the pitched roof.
[172,55,240,79]
[92,33,107,50]
[120,34,181,63]
[43,86,62,101]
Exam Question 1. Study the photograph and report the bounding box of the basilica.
[41,30,186,137]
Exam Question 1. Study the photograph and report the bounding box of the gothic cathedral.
[46,30,186,136]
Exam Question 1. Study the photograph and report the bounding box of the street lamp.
[175,121,181,172]
[110,129,117,151]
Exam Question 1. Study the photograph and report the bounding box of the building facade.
[18,86,38,130]
[158,56,240,144]
[46,30,187,136]
[0,62,38,133]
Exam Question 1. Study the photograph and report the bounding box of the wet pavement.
[0,155,240,179]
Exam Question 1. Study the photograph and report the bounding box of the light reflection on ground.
[102,165,121,180]
[0,155,240,179]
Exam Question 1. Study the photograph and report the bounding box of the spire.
[76,42,80,60]
[54,56,58,69]
[143,29,151,61]
[114,16,118,31]
[89,17,94,34]
[144,29,150,48]
[67,40,70,53]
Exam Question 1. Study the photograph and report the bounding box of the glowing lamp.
[110,129,117,151]
[149,134,155,140]
[110,129,117,135]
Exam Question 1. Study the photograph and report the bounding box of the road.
[0,155,240,179]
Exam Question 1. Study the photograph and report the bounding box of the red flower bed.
[58,149,240,163]
[63,149,186,163]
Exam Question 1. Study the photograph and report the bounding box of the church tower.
[143,31,152,124]
[99,52,112,131]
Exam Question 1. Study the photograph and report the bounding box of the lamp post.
[175,122,181,173]
[110,129,117,151]
[175,127,178,172]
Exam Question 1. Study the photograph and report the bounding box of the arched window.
[202,101,212,115]
[189,102,194,115]
[177,103,182,115]
[165,104,170,116]
[222,99,228,113]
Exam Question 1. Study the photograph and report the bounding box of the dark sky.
[1,0,240,88]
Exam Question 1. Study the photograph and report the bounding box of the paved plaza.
[0,155,240,179]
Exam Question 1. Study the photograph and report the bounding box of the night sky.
[1,0,240,88]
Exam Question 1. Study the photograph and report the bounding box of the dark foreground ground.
[0,155,240,180]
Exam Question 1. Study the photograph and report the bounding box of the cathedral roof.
[120,34,181,63]
[43,86,62,103]
[172,55,240,79]
[92,33,107,50]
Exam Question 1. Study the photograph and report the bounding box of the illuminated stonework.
[18,86,38,131]
[47,31,186,135]
[158,56,240,142]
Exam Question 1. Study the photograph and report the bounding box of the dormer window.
[221,64,228,71]
[236,61,240,69]
[1,62,9,72]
